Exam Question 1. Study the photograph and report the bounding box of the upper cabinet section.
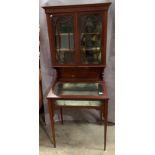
[43,3,111,67]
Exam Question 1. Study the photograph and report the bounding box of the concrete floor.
[39,121,115,155]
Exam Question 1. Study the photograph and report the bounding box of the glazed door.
[79,12,103,65]
[52,14,75,65]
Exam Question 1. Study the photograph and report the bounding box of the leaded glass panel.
[80,13,102,64]
[53,16,74,64]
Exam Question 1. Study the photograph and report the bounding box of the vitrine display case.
[43,2,111,150]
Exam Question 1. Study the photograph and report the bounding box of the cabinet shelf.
[81,47,100,51]
[56,33,74,36]
[81,33,101,35]
[56,33,101,36]
[56,48,74,52]
[56,47,100,52]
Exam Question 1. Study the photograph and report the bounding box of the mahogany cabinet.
[43,2,111,150]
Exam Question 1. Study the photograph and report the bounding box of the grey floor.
[39,121,115,155]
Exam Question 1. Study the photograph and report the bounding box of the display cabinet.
[43,2,111,150]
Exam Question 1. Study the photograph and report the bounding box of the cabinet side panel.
[46,14,56,65]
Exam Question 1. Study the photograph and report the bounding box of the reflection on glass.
[53,16,74,64]
[54,82,103,96]
[80,14,102,64]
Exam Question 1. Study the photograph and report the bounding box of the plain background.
[0,0,155,155]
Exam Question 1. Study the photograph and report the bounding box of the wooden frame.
[43,2,111,151]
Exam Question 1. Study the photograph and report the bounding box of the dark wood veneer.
[43,2,111,150]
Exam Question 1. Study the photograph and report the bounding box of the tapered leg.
[100,111,103,124]
[103,101,108,151]
[48,100,56,148]
[60,107,63,124]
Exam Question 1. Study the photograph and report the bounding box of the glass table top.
[54,82,103,96]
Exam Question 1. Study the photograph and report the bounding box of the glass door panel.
[52,15,74,64]
[79,13,102,64]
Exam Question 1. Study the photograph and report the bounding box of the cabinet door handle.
[50,14,53,18]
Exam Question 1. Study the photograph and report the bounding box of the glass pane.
[80,13,102,64]
[55,100,102,106]
[54,82,103,96]
[53,16,74,64]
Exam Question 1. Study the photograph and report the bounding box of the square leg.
[103,101,108,151]
[60,107,63,124]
